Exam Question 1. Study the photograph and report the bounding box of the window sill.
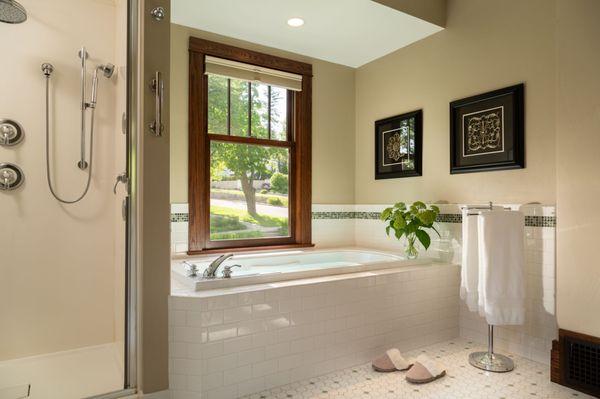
[186,243,315,256]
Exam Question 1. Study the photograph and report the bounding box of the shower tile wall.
[168,263,460,399]
[169,203,557,365]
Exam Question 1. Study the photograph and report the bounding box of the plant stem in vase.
[405,233,419,259]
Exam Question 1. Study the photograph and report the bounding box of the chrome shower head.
[0,0,27,24]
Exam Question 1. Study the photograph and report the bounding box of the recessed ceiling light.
[287,17,304,27]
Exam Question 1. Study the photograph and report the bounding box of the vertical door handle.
[149,71,163,136]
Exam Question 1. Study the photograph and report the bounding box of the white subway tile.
[265,342,291,359]
[238,319,265,336]
[238,347,266,366]
[252,359,278,378]
[238,291,265,305]
[204,385,238,399]
[205,353,238,372]
[223,305,252,323]
[187,310,223,327]
[252,302,280,318]
[223,335,253,354]
[174,326,207,344]
[207,323,237,341]
[223,365,252,385]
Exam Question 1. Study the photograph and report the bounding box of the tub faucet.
[204,253,234,278]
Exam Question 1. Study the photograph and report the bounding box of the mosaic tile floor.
[241,339,593,399]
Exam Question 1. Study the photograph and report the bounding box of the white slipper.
[372,348,413,372]
[405,354,446,383]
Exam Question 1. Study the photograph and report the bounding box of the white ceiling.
[171,0,443,68]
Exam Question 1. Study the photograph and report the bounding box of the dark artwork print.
[375,110,422,179]
[450,84,524,173]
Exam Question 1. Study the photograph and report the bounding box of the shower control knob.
[0,163,24,191]
[0,119,24,147]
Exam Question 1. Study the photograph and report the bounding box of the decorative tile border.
[171,211,556,227]
[171,213,189,222]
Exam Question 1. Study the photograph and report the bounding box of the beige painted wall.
[555,0,600,337]
[170,24,356,205]
[0,0,123,360]
[355,0,556,205]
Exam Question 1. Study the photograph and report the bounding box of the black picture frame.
[450,84,525,174]
[375,110,423,180]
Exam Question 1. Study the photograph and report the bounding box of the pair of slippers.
[372,348,446,384]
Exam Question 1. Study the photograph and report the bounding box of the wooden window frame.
[188,37,313,255]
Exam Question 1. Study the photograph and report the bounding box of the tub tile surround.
[169,263,460,399]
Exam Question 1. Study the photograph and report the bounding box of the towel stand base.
[469,325,515,372]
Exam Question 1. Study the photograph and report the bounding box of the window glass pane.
[270,86,288,140]
[252,83,269,139]
[230,79,249,137]
[210,141,289,240]
[207,75,228,135]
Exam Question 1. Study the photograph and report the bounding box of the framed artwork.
[375,110,423,179]
[450,84,525,174]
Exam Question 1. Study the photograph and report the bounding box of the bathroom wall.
[0,0,123,361]
[555,0,600,338]
[169,24,356,206]
[354,0,556,205]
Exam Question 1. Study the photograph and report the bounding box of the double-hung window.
[187,38,313,254]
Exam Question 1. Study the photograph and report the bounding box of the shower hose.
[44,73,94,204]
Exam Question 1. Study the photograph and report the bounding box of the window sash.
[208,76,291,141]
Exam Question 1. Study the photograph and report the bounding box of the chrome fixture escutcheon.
[150,6,165,21]
[0,162,24,191]
[0,119,24,146]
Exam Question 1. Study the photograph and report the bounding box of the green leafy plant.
[267,197,284,207]
[380,201,441,259]
[270,172,289,194]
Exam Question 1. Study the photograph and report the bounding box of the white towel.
[460,208,480,312]
[477,210,526,325]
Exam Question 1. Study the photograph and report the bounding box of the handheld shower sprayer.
[42,49,115,204]
[89,63,115,109]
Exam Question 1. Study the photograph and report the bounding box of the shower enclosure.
[0,0,140,398]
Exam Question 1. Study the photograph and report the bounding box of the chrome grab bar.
[78,47,89,170]
[149,71,164,136]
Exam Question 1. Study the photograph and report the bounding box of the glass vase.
[405,233,419,259]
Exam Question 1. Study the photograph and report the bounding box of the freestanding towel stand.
[469,326,514,372]
[463,202,516,373]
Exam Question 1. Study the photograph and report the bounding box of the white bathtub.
[171,247,429,290]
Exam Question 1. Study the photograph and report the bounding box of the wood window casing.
[188,38,313,255]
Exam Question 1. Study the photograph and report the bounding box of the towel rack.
[463,201,512,216]
[462,200,516,372]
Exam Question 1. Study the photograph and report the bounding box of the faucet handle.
[222,264,242,278]
[182,261,199,277]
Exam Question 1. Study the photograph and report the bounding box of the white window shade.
[205,56,303,92]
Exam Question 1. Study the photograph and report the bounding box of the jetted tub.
[171,247,429,290]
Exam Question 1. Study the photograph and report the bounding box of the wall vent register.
[552,329,600,397]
